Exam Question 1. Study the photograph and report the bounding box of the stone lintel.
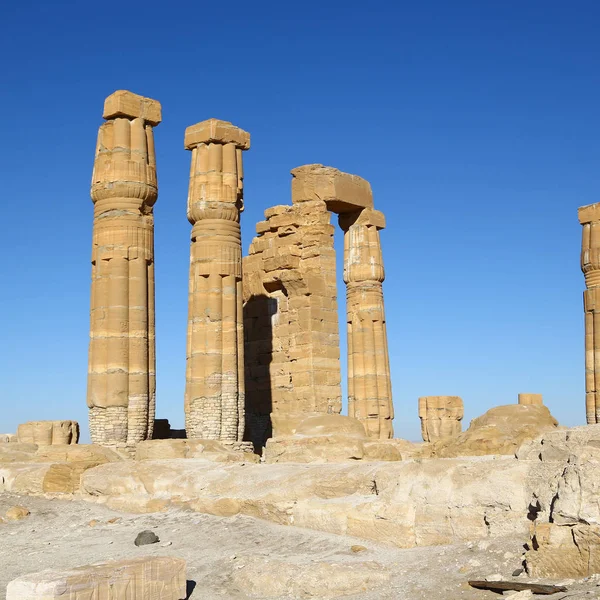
[339,208,386,231]
[184,118,250,150]
[291,164,373,213]
[578,203,600,225]
[103,90,162,126]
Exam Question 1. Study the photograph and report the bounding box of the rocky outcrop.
[6,556,186,599]
[519,425,600,577]
[81,456,532,547]
[0,444,123,494]
[429,405,559,458]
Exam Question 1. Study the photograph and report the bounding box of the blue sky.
[0,1,598,441]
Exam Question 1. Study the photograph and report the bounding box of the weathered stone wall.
[243,164,394,447]
[243,198,341,448]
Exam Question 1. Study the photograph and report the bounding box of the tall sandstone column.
[580,203,600,423]
[87,90,161,447]
[340,208,393,439]
[184,119,250,441]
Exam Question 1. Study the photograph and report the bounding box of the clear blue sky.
[1,1,598,441]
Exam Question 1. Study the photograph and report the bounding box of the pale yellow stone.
[418,396,463,442]
[291,164,373,212]
[88,90,161,447]
[430,404,558,458]
[184,120,250,443]
[6,556,186,600]
[244,166,393,448]
[518,393,543,406]
[17,421,79,445]
[580,202,600,423]
[5,505,30,520]
[103,89,162,125]
[184,118,250,150]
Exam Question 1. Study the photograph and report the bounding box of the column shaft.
[341,209,393,439]
[184,121,250,441]
[87,90,161,448]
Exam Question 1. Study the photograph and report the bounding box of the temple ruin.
[87,91,161,447]
[579,202,600,423]
[183,119,250,442]
[5,89,600,599]
[243,164,393,448]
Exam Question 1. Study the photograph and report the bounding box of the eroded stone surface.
[6,556,186,599]
[418,396,463,442]
[521,425,600,577]
[429,405,559,458]
[230,557,389,598]
[17,421,79,445]
[80,456,533,548]
[136,439,257,462]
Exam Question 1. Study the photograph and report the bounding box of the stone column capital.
[184,119,250,150]
[338,208,386,232]
[579,203,600,225]
[103,90,162,126]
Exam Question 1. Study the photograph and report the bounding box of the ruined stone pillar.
[87,91,161,447]
[184,119,250,441]
[579,203,600,423]
[518,393,543,406]
[340,208,393,439]
[418,396,463,442]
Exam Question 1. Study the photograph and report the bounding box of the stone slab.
[103,90,162,125]
[6,556,186,599]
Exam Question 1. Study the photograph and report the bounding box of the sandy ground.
[0,493,596,599]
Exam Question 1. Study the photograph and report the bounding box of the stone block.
[103,89,162,125]
[264,434,365,463]
[431,404,558,458]
[271,412,366,438]
[6,556,186,599]
[518,393,543,406]
[418,397,463,442]
[136,438,257,462]
[291,164,373,212]
[184,118,250,150]
[17,421,79,445]
[578,202,600,225]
